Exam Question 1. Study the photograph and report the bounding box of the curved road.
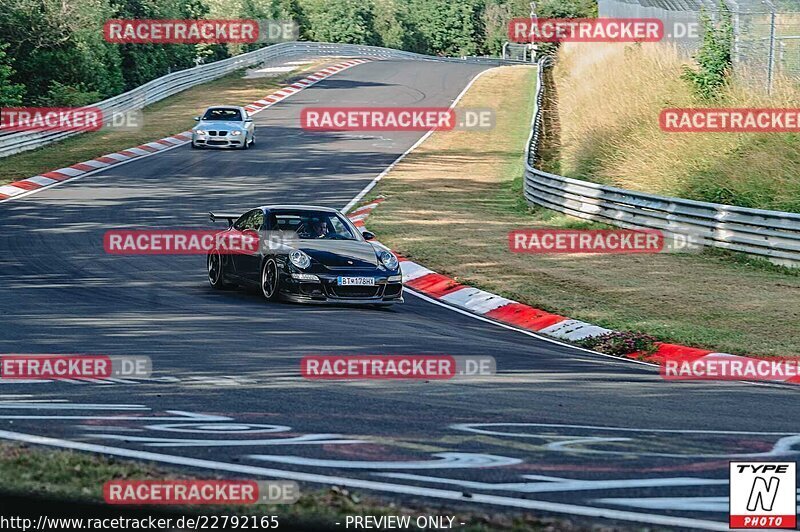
[0,59,798,530]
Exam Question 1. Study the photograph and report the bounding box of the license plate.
[337,276,375,286]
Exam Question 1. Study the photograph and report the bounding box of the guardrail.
[0,42,519,159]
[524,56,800,267]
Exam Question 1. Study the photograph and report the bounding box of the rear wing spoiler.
[209,212,240,227]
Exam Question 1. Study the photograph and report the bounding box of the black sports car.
[206,205,403,305]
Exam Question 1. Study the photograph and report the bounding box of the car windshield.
[201,108,242,121]
[270,210,357,241]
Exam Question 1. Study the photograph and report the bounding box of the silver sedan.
[191,106,255,149]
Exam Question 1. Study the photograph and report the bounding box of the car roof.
[203,105,245,112]
[259,205,341,213]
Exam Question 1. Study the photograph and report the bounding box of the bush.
[579,331,658,357]
[681,1,733,100]
[38,81,101,107]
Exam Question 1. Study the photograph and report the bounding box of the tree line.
[0,0,595,107]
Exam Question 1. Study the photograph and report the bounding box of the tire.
[261,259,280,301]
[207,251,235,290]
[191,142,199,149]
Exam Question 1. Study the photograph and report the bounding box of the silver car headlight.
[379,250,399,270]
[289,250,311,269]
[195,130,207,135]
[230,130,242,136]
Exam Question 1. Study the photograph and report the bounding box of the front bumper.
[279,272,404,305]
[193,132,246,148]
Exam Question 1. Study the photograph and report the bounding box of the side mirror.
[194,116,200,121]
[244,118,253,123]
[361,230,375,241]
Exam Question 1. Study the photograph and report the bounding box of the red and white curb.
[0,59,370,204]
[346,200,800,385]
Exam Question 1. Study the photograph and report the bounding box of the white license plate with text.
[337,277,375,286]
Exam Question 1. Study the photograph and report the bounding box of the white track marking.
[247,452,521,469]
[592,496,730,512]
[0,428,730,531]
[0,185,25,196]
[0,402,146,410]
[376,473,727,494]
[0,405,230,422]
[451,422,800,437]
[438,287,514,314]
[89,433,365,447]
[26,176,59,186]
[537,319,613,341]
[143,422,289,434]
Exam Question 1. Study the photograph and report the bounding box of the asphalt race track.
[0,59,799,530]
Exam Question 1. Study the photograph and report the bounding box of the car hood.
[297,240,380,268]
[195,121,245,131]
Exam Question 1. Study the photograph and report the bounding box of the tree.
[0,0,124,104]
[301,0,380,45]
[406,0,485,56]
[0,42,25,105]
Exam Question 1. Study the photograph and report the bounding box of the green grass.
[365,65,800,358]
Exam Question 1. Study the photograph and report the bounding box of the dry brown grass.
[554,42,800,212]
[366,65,800,358]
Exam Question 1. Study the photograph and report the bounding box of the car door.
[229,209,257,278]
[244,112,254,141]
[236,209,264,283]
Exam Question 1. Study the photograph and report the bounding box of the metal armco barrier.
[0,42,518,159]
[524,56,800,267]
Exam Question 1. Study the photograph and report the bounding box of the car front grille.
[328,285,383,299]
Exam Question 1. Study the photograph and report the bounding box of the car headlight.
[289,250,311,269]
[291,273,319,281]
[230,130,242,136]
[195,130,206,135]
[379,250,399,270]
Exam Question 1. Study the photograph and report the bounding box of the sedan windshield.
[202,108,242,121]
[269,210,358,240]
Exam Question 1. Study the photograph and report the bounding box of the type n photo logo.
[730,462,797,529]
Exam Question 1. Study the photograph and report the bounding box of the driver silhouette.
[309,219,328,238]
